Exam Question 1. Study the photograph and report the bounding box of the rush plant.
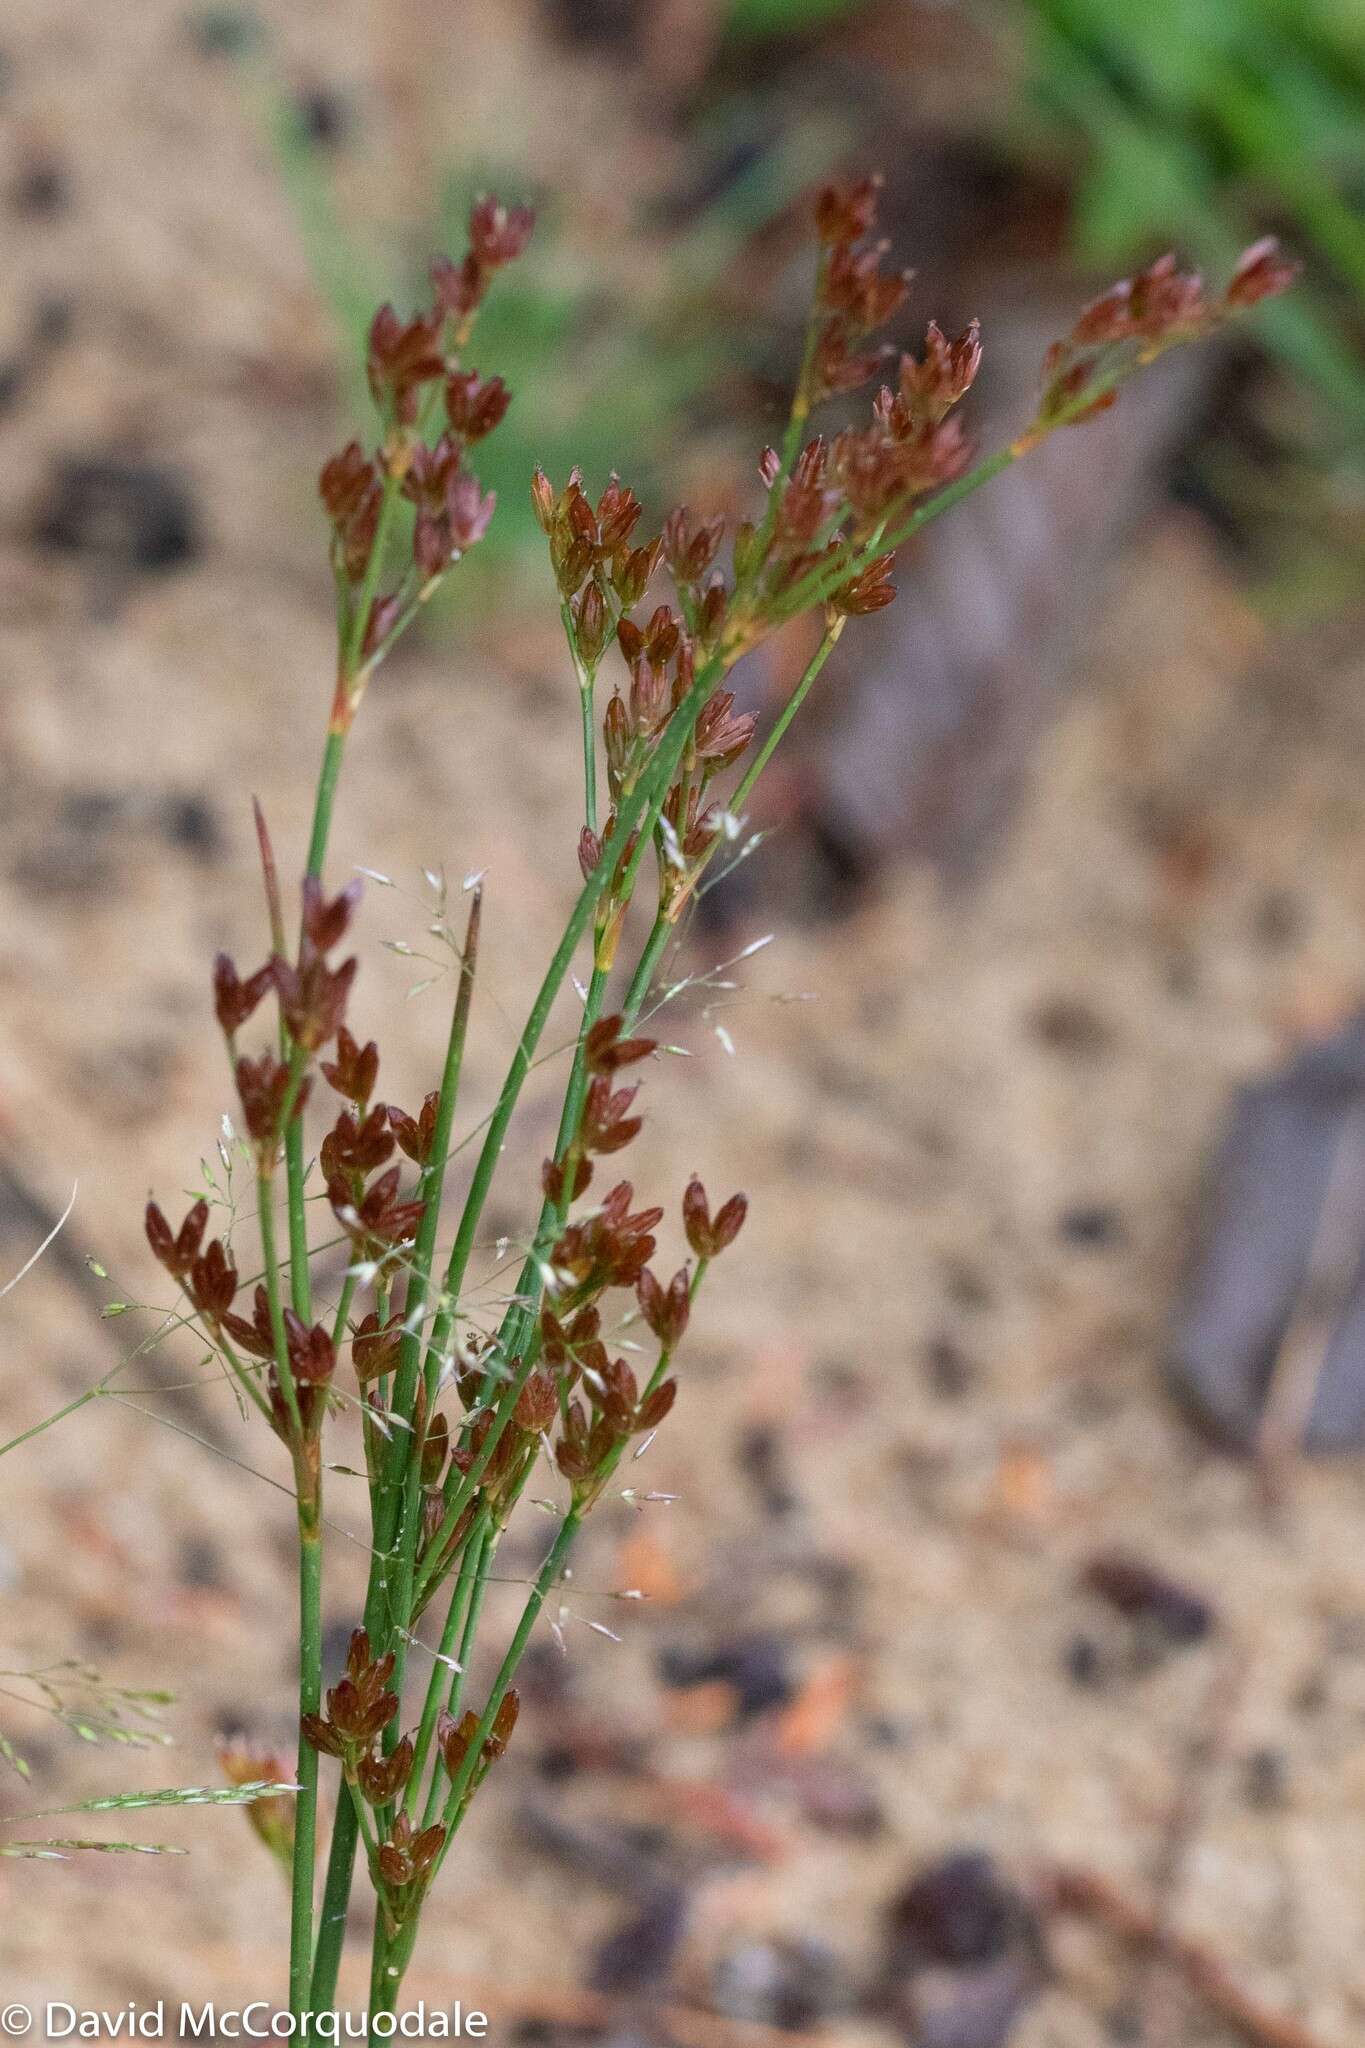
[139,180,1290,2022]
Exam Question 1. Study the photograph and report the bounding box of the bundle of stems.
[141,178,1291,2025]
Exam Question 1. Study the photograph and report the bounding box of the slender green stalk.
[309,1792,358,2009]
[405,1517,487,1820]
[330,1271,359,1351]
[257,1175,302,1436]
[436,1511,580,1840]
[561,600,598,831]
[289,1521,323,2015]
[622,914,672,1025]
[372,892,484,1673]
[733,620,844,810]
[580,685,597,832]
[413,641,730,1425]
[422,1528,495,1827]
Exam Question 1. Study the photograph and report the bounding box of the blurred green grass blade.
[13,1778,296,1817]
[1,1838,188,1858]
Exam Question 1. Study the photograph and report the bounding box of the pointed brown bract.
[366,305,445,426]
[814,174,883,248]
[213,953,274,1038]
[584,1014,656,1074]
[145,1197,208,1280]
[445,368,511,442]
[328,1163,425,1258]
[1224,236,1299,309]
[637,1265,690,1350]
[321,1026,379,1107]
[235,1051,305,1161]
[352,1309,404,1383]
[388,1091,440,1166]
[682,1178,748,1259]
[319,441,383,584]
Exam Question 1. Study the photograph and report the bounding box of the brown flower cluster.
[317,195,534,716]
[1036,241,1297,433]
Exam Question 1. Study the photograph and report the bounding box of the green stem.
[406,1515,487,1821]
[290,1520,323,2016]
[561,601,598,832]
[436,1512,581,1847]
[306,728,348,882]
[372,892,484,1667]
[622,914,672,1025]
[734,620,843,811]
[309,1796,357,2009]
[330,1271,359,1352]
[423,1526,495,1827]
[257,1173,302,1436]
[415,643,729,1414]
[580,684,598,832]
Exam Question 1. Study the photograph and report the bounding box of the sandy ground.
[3,2,1365,2043]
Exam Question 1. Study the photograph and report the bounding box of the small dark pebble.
[711,1936,846,2031]
[589,1882,689,1995]
[736,1422,798,1517]
[35,456,201,572]
[863,1712,913,1749]
[1244,1746,1288,1810]
[187,4,263,57]
[1063,1633,1103,1688]
[879,1852,1045,2048]
[62,787,124,835]
[924,1334,974,1400]
[943,1258,991,1312]
[886,1851,1019,1970]
[1081,1550,1214,1647]
[1291,1670,1328,1718]
[292,85,351,151]
[178,1535,227,1591]
[160,791,223,861]
[11,157,68,218]
[1057,1203,1124,1249]
[1252,888,1303,952]
[796,1758,884,1837]
[543,0,641,49]
[535,1741,578,1784]
[1028,994,1114,1059]
[657,1633,793,1718]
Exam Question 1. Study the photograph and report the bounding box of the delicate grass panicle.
[136,180,1290,2021]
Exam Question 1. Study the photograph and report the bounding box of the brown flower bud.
[484,1688,520,1760]
[514,1369,558,1435]
[530,466,555,532]
[584,1015,656,1074]
[445,368,511,441]
[637,1265,690,1350]
[682,1177,748,1258]
[468,195,534,269]
[213,954,273,1037]
[1224,236,1298,310]
[320,1026,379,1106]
[577,826,602,881]
[636,1378,678,1431]
[145,1197,209,1280]
[814,174,882,247]
[573,580,609,668]
[358,1734,413,1805]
